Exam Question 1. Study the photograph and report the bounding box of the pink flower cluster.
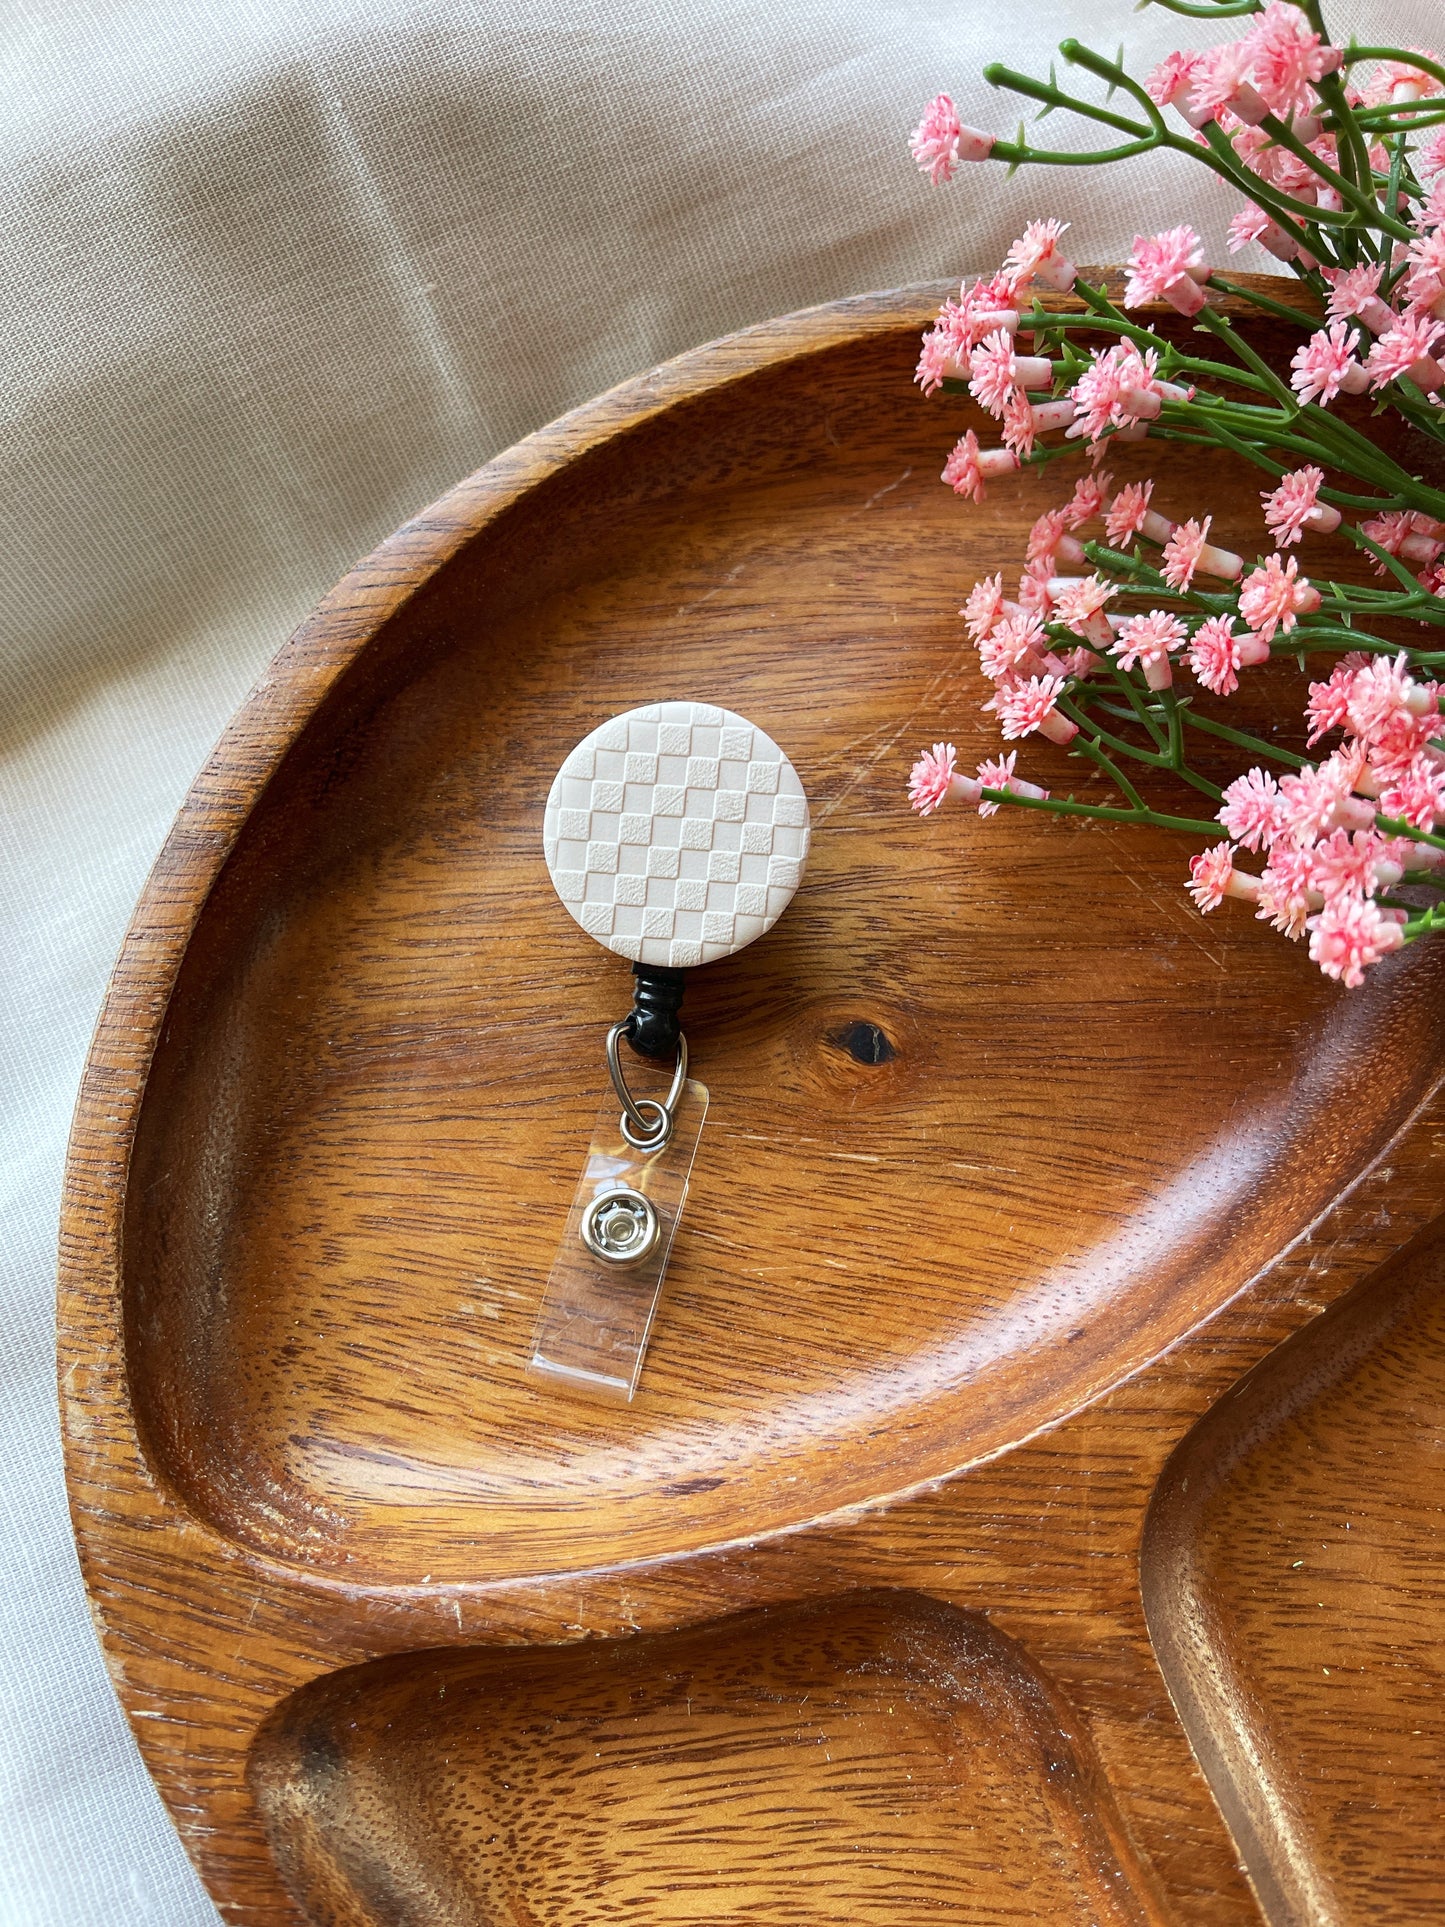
[1287,261,1445,404]
[1146,3,1344,131]
[921,222,1210,473]
[911,425,1440,983]
[1166,32,1445,292]
[954,460,1316,693]
[905,26,1445,989]
[908,742,1050,818]
[916,222,1076,405]
[1190,653,1445,985]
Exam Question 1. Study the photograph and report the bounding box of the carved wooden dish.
[60,282,1445,1926]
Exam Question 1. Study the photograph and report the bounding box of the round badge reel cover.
[542,700,811,971]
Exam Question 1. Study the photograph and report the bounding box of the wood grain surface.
[1146,1219,1445,1924]
[58,280,1445,1926]
[252,1593,1165,1926]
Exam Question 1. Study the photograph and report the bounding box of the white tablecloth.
[1,1,1429,1917]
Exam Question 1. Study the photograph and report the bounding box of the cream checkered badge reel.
[542,701,810,970]
[531,701,811,1404]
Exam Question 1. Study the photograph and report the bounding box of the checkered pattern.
[544,701,810,967]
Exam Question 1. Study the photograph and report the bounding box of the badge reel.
[528,701,811,1402]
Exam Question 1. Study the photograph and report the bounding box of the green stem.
[982,63,1153,140]
[1207,273,1321,331]
[1058,39,1169,136]
[1256,110,1403,236]
[1375,814,1445,852]
[1180,708,1309,770]
[978,787,1221,836]
[1071,734,1150,810]
[1104,661,1169,748]
[1137,0,1261,14]
[1057,693,1170,768]
[1192,307,1297,408]
[1344,47,1445,93]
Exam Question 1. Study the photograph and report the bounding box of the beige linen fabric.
[1,1,1432,1917]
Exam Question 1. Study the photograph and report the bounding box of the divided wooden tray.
[60,282,1445,1925]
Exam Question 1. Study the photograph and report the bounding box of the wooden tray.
[60,282,1445,1926]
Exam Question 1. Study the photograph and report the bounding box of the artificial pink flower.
[1238,553,1320,642]
[1162,516,1213,589]
[1190,40,1270,125]
[962,573,1006,642]
[1219,767,1288,852]
[1305,661,1358,743]
[1346,649,1438,742]
[1247,1,1343,118]
[1227,204,1271,254]
[1016,567,1054,620]
[985,673,1077,744]
[968,333,1052,420]
[1360,509,1445,567]
[1310,828,1397,899]
[1358,53,1445,109]
[1065,470,1111,527]
[1124,225,1210,315]
[1067,343,1163,444]
[1026,507,1086,572]
[1261,466,1341,545]
[1112,610,1187,689]
[1189,615,1244,696]
[975,749,1050,816]
[1377,752,1445,831]
[1278,762,1354,848]
[1306,893,1405,986]
[1005,218,1075,294]
[1187,841,1241,912]
[1290,321,1370,405]
[909,742,957,814]
[942,429,1019,502]
[1323,264,1396,334]
[1317,744,1376,825]
[1231,204,1305,265]
[1257,845,1321,939]
[969,330,1023,417]
[1003,391,1075,456]
[1364,312,1445,392]
[1001,387,1038,457]
[974,750,1017,816]
[1146,50,1206,112]
[1370,711,1436,786]
[915,329,954,397]
[1404,227,1445,315]
[914,276,1027,392]
[1053,574,1117,642]
[1056,645,1102,680]
[943,430,986,503]
[960,270,1025,340]
[978,609,1049,681]
[1420,128,1445,175]
[910,96,994,184]
[915,301,973,394]
[1104,480,1155,548]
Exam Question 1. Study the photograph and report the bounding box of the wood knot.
[830,1020,897,1066]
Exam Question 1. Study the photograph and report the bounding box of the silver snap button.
[580,1188,660,1267]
